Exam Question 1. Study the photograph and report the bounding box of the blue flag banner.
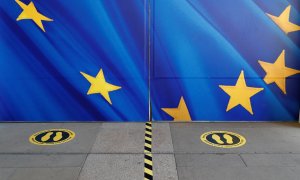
[151,0,300,121]
[1,0,300,122]
[0,0,149,121]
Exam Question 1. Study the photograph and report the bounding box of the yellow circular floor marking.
[201,131,246,148]
[29,129,75,145]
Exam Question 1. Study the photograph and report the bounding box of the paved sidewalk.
[0,122,300,180]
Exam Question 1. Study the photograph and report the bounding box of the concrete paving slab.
[0,122,299,180]
[153,154,178,180]
[91,123,145,153]
[0,154,86,168]
[241,154,300,167]
[100,123,145,129]
[152,123,174,153]
[177,167,300,180]
[9,167,81,180]
[170,123,300,153]
[0,168,15,180]
[175,154,245,167]
[78,154,143,180]
[0,123,100,153]
[171,122,300,128]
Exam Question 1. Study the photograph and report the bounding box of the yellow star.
[219,71,264,115]
[258,50,300,94]
[266,5,300,34]
[80,69,121,105]
[15,0,53,32]
[161,96,191,121]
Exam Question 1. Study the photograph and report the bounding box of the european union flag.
[1,0,300,122]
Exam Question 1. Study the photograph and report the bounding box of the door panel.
[150,0,300,121]
[0,0,149,121]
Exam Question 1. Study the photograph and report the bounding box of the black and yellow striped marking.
[144,122,153,180]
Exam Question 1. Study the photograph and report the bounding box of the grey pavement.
[0,122,299,180]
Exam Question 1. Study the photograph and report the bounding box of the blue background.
[0,0,149,121]
[151,0,300,121]
[0,0,300,121]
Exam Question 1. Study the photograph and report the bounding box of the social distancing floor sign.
[29,129,75,145]
[201,131,246,148]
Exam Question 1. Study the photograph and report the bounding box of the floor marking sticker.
[29,129,75,145]
[144,122,153,180]
[201,131,246,148]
